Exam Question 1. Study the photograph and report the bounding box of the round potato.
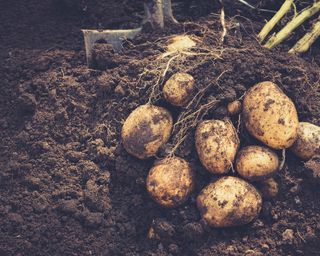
[255,178,279,199]
[243,81,299,149]
[197,176,262,227]
[290,122,320,160]
[195,119,239,174]
[121,104,173,159]
[236,145,279,181]
[163,73,195,107]
[227,100,242,116]
[146,157,194,208]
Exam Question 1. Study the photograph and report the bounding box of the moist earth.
[0,0,319,255]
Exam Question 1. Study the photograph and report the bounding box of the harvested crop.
[121,104,173,159]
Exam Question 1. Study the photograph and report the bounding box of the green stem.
[258,0,294,43]
[264,1,320,49]
[289,19,320,53]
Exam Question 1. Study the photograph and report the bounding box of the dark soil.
[1,1,319,255]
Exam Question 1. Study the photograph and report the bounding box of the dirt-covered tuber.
[146,157,194,208]
[121,104,173,159]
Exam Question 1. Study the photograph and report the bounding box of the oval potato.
[195,119,239,174]
[290,122,320,160]
[121,104,173,159]
[146,157,194,208]
[227,100,242,116]
[236,145,279,181]
[197,176,262,227]
[163,72,195,107]
[243,81,299,149]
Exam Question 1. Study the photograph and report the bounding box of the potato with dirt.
[243,81,299,149]
[195,119,239,174]
[121,104,173,159]
[290,122,320,160]
[236,145,279,181]
[163,72,195,107]
[146,157,194,208]
[197,176,262,227]
[227,100,242,116]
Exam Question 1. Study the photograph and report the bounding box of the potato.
[146,157,194,208]
[163,73,195,107]
[243,81,299,149]
[255,178,279,199]
[236,145,279,181]
[290,122,320,160]
[121,104,173,159]
[195,119,239,174]
[197,176,262,227]
[227,100,242,116]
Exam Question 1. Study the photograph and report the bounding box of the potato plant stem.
[258,0,293,43]
[264,1,320,49]
[289,19,320,53]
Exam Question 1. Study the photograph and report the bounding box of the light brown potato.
[243,81,299,149]
[290,122,320,160]
[163,73,195,107]
[255,178,279,199]
[236,146,279,181]
[227,100,242,116]
[146,157,194,208]
[197,176,262,227]
[121,104,173,159]
[195,119,239,174]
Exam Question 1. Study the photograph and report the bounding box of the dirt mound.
[1,1,320,255]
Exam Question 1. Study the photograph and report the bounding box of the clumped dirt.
[0,0,319,255]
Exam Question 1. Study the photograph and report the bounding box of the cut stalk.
[264,1,320,49]
[289,19,320,53]
[258,0,293,43]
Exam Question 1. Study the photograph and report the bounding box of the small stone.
[261,243,269,252]
[168,244,180,254]
[65,150,86,163]
[84,212,103,228]
[8,213,23,225]
[282,229,294,243]
[57,200,78,215]
[114,84,125,96]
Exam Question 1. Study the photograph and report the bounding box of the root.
[219,0,227,43]
[279,149,286,171]
[168,70,229,156]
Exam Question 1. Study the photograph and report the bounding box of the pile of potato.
[121,74,320,228]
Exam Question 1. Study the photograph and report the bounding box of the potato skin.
[243,81,299,149]
[163,73,195,107]
[255,178,279,199]
[146,157,194,208]
[121,104,173,159]
[197,176,262,227]
[290,122,320,160]
[195,119,239,174]
[236,146,279,181]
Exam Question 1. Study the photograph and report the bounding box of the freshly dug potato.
[163,73,195,107]
[146,157,194,208]
[236,145,279,181]
[195,119,239,174]
[227,100,242,116]
[121,104,173,159]
[197,176,262,227]
[255,178,279,199]
[243,81,299,149]
[290,122,320,160]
